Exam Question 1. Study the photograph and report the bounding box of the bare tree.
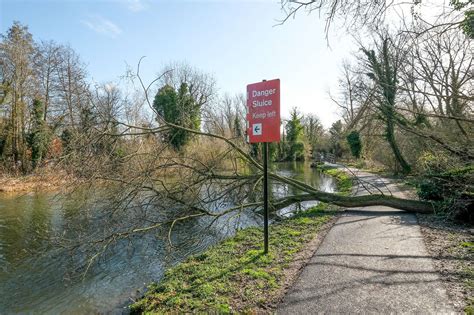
[159,61,217,111]
[302,113,324,152]
[51,57,449,271]
[400,27,473,137]
[56,45,89,130]
[329,61,374,132]
[204,93,246,139]
[279,0,389,34]
[34,41,62,123]
[279,0,472,38]
[390,24,474,160]
[0,22,36,170]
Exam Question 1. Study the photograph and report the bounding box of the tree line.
[0,22,348,176]
[1,22,115,173]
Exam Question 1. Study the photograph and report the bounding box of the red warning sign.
[246,79,281,143]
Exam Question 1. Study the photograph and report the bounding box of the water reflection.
[273,162,334,216]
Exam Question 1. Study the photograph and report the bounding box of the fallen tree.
[69,60,435,219]
[58,60,440,271]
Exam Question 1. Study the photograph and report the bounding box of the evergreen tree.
[346,130,362,158]
[30,99,50,168]
[153,83,200,150]
[329,120,344,158]
[249,142,278,162]
[285,108,305,161]
[233,115,243,139]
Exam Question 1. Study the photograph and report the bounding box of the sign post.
[263,141,269,253]
[246,79,280,254]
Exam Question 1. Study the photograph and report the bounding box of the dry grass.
[0,169,72,193]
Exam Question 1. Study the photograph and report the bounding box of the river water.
[0,162,334,314]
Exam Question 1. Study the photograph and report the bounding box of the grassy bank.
[130,205,337,314]
[323,168,353,196]
[130,165,353,314]
[314,163,353,196]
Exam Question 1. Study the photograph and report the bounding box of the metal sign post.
[246,79,280,254]
[263,141,269,253]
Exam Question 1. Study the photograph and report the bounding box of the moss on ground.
[129,205,337,314]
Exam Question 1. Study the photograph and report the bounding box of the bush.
[416,152,473,223]
[292,141,305,161]
[417,179,444,201]
[346,130,362,159]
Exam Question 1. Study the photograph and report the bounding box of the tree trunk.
[268,172,431,213]
[272,192,433,214]
[385,118,411,174]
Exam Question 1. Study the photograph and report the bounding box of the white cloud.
[127,0,145,12]
[81,16,122,38]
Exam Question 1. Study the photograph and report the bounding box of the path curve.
[278,167,454,314]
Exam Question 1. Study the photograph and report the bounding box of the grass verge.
[130,165,354,314]
[311,163,353,196]
[322,168,353,196]
[130,204,338,314]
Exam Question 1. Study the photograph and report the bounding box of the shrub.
[416,152,473,223]
[346,130,362,159]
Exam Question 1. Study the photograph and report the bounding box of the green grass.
[130,165,355,314]
[466,297,474,315]
[323,168,353,196]
[129,205,337,314]
[344,160,367,170]
[315,163,336,171]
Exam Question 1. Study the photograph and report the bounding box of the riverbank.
[322,168,352,195]
[129,168,350,313]
[130,205,338,313]
[0,170,72,193]
[311,163,353,196]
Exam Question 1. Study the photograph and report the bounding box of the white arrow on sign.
[252,123,262,136]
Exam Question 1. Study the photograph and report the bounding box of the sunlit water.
[0,162,334,314]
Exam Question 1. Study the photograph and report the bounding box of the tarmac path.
[278,167,454,314]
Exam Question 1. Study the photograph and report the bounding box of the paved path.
[278,168,454,314]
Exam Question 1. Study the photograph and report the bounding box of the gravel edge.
[417,214,474,313]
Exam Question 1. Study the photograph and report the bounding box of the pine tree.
[285,108,305,161]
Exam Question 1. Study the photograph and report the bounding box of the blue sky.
[1,0,358,127]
